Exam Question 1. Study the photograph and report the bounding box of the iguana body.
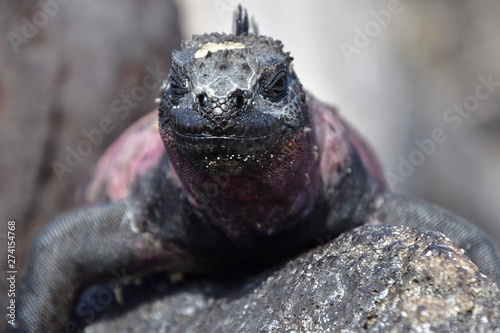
[11,7,500,333]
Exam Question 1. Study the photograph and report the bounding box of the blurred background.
[1,0,500,328]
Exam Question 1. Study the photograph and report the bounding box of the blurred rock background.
[1,0,500,329]
[0,0,181,329]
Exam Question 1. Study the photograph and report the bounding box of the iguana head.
[159,6,308,177]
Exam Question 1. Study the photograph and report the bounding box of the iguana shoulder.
[308,97,386,190]
[77,111,175,204]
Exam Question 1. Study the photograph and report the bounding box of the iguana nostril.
[233,94,245,108]
[197,93,207,106]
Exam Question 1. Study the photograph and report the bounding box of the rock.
[85,225,500,332]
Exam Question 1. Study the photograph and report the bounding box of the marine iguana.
[11,6,500,332]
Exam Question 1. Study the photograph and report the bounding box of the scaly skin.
[10,7,500,333]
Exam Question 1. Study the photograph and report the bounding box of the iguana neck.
[165,124,319,242]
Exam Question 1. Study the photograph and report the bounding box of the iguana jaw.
[165,97,285,176]
[162,124,319,243]
[162,123,299,177]
[170,128,281,176]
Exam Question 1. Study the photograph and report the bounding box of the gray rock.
[86,225,500,332]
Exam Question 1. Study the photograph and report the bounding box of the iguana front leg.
[371,191,500,283]
[10,199,193,333]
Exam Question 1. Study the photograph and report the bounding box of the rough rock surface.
[85,225,500,332]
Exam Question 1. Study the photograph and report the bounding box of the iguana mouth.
[171,126,282,156]
[164,119,287,176]
[171,118,279,138]
[173,131,281,142]
[168,109,283,155]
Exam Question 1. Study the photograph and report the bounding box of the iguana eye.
[169,67,188,103]
[260,69,288,102]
